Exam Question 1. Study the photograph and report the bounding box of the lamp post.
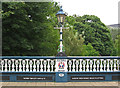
[56,6,67,56]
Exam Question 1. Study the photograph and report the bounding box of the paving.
[0,82,119,87]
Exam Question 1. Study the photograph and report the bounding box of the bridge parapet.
[0,56,120,82]
[0,56,119,72]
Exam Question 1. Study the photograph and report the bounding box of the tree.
[83,43,99,56]
[74,15,117,56]
[109,27,119,41]
[63,16,99,56]
[63,28,84,56]
[2,2,60,56]
[114,35,120,56]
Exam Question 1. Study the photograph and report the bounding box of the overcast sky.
[55,0,120,25]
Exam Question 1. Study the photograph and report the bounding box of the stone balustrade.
[0,56,119,72]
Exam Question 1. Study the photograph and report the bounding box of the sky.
[55,0,120,25]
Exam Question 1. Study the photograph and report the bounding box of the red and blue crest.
[58,62,65,69]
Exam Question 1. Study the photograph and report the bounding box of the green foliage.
[114,35,120,56]
[73,15,117,56]
[2,2,60,56]
[109,27,120,41]
[63,28,84,56]
[2,2,117,56]
[82,43,99,56]
[63,25,99,56]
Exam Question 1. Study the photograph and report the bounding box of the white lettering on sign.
[57,59,66,62]
[71,76,105,80]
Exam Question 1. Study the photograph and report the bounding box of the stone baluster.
[117,59,119,71]
[96,60,100,72]
[100,59,103,72]
[47,59,50,72]
[45,60,47,72]
[22,60,26,72]
[93,59,96,72]
[103,60,107,71]
[83,60,86,72]
[12,59,15,72]
[68,60,72,72]
[90,60,93,72]
[1,60,4,72]
[29,60,33,72]
[114,59,117,71]
[33,59,36,72]
[15,60,19,72]
[36,60,40,72]
[79,59,82,71]
[51,60,54,72]
[40,59,43,72]
[19,59,22,72]
[110,59,113,71]
[8,60,11,72]
[72,59,75,72]
[5,59,8,72]
[86,59,89,72]
[43,60,47,72]
[76,60,79,72]
[26,59,29,72]
[107,59,110,71]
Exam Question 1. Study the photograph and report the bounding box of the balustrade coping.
[0,71,120,74]
[0,56,119,59]
[1,71,120,73]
